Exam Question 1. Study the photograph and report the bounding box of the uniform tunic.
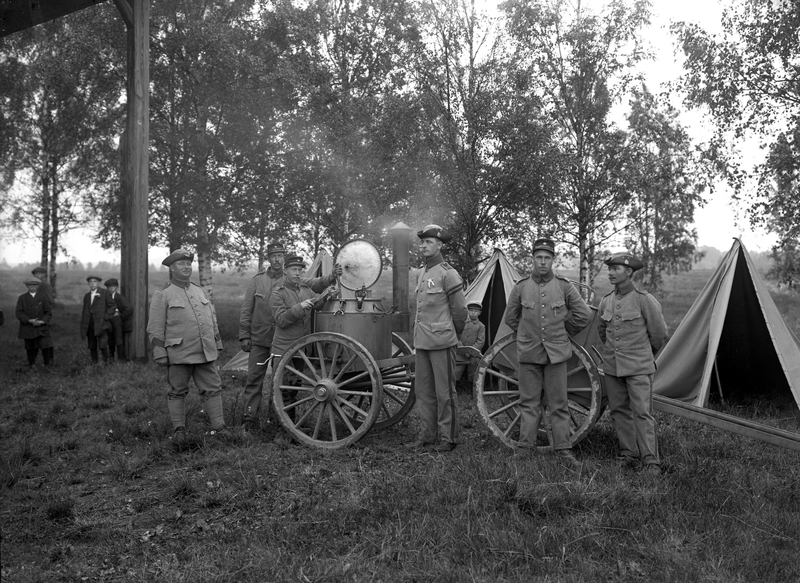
[597,280,668,465]
[412,255,468,444]
[503,272,592,449]
[270,279,329,356]
[148,281,223,364]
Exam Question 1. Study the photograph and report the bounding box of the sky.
[0,0,777,268]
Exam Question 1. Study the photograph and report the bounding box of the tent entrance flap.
[713,248,792,404]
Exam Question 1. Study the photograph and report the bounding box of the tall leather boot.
[167,398,186,431]
[205,394,226,430]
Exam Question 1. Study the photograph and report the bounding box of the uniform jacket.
[110,291,134,332]
[597,281,668,377]
[16,292,52,340]
[503,272,592,364]
[80,288,116,339]
[458,319,486,352]
[269,280,326,355]
[240,269,333,348]
[413,255,468,351]
[147,280,223,364]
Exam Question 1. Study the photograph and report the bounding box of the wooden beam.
[112,0,132,28]
[120,0,149,360]
[0,0,108,37]
[653,395,800,452]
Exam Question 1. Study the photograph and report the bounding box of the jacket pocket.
[621,309,642,321]
[600,311,613,322]
[167,300,185,309]
[430,321,451,333]
[165,338,183,347]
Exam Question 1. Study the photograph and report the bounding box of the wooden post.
[118,0,149,360]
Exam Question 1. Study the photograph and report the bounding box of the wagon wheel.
[272,332,383,449]
[474,333,604,450]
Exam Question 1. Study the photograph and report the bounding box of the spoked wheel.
[371,333,415,430]
[272,332,383,448]
[474,333,604,450]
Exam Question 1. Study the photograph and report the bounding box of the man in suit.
[147,249,227,442]
[80,275,116,363]
[104,278,134,361]
[31,266,55,364]
[16,278,53,367]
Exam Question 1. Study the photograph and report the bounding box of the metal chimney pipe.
[388,222,413,333]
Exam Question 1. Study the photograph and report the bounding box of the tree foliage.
[674,0,800,282]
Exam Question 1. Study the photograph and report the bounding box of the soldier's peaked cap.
[162,249,194,266]
[284,255,306,269]
[267,241,287,255]
[604,252,644,272]
[417,224,452,243]
[24,277,41,286]
[532,238,556,255]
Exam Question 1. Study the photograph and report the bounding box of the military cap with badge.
[162,248,194,266]
[604,252,644,272]
[417,224,452,243]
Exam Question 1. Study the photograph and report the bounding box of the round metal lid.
[335,239,382,291]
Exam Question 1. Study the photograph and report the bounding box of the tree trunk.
[578,228,591,301]
[40,164,51,273]
[197,214,214,301]
[49,161,59,298]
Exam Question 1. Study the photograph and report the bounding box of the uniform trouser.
[518,360,571,451]
[415,347,460,444]
[166,361,224,430]
[242,344,272,423]
[605,373,659,465]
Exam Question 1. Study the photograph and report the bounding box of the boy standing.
[598,252,668,475]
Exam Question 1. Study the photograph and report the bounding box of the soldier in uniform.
[240,245,340,432]
[455,301,486,390]
[80,275,117,364]
[16,278,53,367]
[147,249,227,442]
[269,254,340,358]
[31,266,55,365]
[598,252,668,475]
[405,225,468,452]
[503,238,592,465]
[104,278,134,361]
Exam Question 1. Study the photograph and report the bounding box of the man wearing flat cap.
[405,224,468,452]
[240,244,341,433]
[16,278,53,367]
[503,237,592,465]
[147,249,227,441]
[455,301,486,390]
[31,266,55,364]
[104,278,133,361]
[598,252,668,475]
[80,275,117,363]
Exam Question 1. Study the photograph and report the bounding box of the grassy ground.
[1,267,799,582]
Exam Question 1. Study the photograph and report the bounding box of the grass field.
[1,266,799,582]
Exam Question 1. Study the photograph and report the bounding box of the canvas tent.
[222,249,335,372]
[464,248,523,348]
[654,238,800,410]
[308,248,333,278]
